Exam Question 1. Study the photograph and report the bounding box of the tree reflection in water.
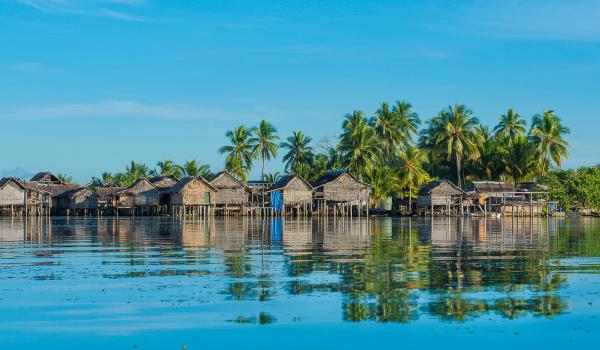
[2,216,597,325]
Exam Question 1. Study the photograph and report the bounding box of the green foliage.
[57,173,73,184]
[544,165,600,211]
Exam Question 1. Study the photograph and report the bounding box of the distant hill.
[0,167,34,180]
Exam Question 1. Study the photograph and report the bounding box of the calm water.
[0,216,599,349]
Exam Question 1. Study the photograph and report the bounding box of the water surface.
[0,217,599,349]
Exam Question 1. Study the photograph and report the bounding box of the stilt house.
[269,174,313,215]
[417,180,464,215]
[165,176,218,216]
[54,187,99,215]
[115,178,160,215]
[312,170,372,216]
[210,171,252,209]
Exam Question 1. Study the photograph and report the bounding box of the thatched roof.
[471,181,515,193]
[30,171,64,184]
[95,185,124,200]
[210,170,251,190]
[312,169,372,189]
[166,176,218,194]
[25,181,79,196]
[150,174,179,189]
[270,174,313,192]
[418,180,463,196]
[58,187,98,199]
[116,178,156,195]
[0,177,27,191]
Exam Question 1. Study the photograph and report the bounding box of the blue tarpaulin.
[271,217,283,242]
[271,192,283,212]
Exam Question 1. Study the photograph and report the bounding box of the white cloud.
[17,0,148,21]
[6,100,242,121]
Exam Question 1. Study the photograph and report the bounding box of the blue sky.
[1,0,599,182]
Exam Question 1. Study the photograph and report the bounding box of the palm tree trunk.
[408,185,412,214]
[456,153,462,190]
[261,156,265,181]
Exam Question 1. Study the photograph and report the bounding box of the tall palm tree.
[494,108,526,146]
[124,161,150,185]
[218,126,255,180]
[392,100,420,147]
[396,145,429,211]
[251,120,279,181]
[225,156,249,182]
[180,160,212,179]
[370,102,402,157]
[529,110,570,177]
[155,160,183,178]
[505,136,536,184]
[470,125,505,180]
[433,104,481,189]
[339,111,382,179]
[280,131,314,174]
[364,165,400,207]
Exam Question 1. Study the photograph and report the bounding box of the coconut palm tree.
[363,165,400,207]
[529,110,570,177]
[264,172,281,184]
[57,173,73,184]
[370,102,402,157]
[280,131,314,174]
[251,120,279,181]
[218,125,255,180]
[505,136,536,184]
[470,125,506,180]
[90,172,115,187]
[392,100,420,147]
[180,160,212,179]
[494,108,526,146]
[155,160,183,178]
[124,161,150,185]
[396,145,429,211]
[432,104,481,189]
[224,156,249,182]
[339,111,382,179]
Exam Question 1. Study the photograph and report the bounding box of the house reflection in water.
[0,216,573,323]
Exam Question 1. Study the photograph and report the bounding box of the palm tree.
[180,160,212,179]
[251,120,279,181]
[505,136,536,184]
[124,161,150,185]
[264,172,281,184]
[280,131,314,174]
[224,156,249,182]
[470,125,505,180]
[155,160,182,178]
[218,126,255,180]
[339,111,382,179]
[370,102,402,157]
[392,100,420,147]
[432,104,481,189]
[363,166,400,207]
[529,110,570,177]
[57,173,73,184]
[396,145,429,211]
[90,172,114,187]
[494,108,526,146]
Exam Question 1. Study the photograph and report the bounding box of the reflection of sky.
[0,217,599,348]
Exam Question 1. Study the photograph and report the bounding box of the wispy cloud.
[5,100,243,121]
[17,0,149,22]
